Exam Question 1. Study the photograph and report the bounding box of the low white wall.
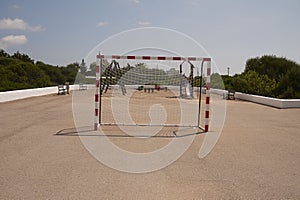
[0,85,79,103]
[210,88,300,109]
[1,85,300,108]
[281,99,300,108]
[235,92,284,108]
[210,88,226,96]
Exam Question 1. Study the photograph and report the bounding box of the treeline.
[0,49,79,92]
[1,49,299,99]
[211,55,300,99]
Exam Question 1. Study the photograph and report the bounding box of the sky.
[0,0,299,75]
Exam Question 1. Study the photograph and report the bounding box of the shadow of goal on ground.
[54,125,205,138]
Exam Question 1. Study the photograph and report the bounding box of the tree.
[221,75,234,90]
[245,55,299,82]
[192,76,205,87]
[63,62,79,83]
[244,55,300,98]
[89,62,96,73]
[232,71,277,97]
[276,66,300,98]
[0,49,80,91]
[36,62,65,84]
[66,62,79,71]
[0,49,9,57]
[211,73,225,89]
[12,51,34,64]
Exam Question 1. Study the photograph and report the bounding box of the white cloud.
[0,35,28,49]
[130,0,140,3]
[96,21,109,27]
[0,18,45,31]
[138,21,150,26]
[12,4,20,9]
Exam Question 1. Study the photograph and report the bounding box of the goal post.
[94,54,211,132]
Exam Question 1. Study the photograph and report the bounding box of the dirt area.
[0,92,299,199]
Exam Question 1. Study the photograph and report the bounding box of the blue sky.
[0,0,299,74]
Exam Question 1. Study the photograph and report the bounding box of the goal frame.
[94,54,211,132]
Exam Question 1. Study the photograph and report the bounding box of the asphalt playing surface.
[0,92,299,199]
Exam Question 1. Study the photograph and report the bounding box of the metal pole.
[189,62,194,98]
[179,63,183,97]
[99,56,102,125]
[197,60,204,128]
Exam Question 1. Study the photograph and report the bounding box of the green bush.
[0,49,79,92]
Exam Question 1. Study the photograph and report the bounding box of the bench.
[58,85,66,95]
[144,85,155,93]
[223,90,235,100]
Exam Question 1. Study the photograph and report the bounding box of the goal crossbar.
[97,54,211,62]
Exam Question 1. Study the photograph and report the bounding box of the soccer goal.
[94,54,211,132]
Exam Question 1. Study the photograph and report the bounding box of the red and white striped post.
[94,56,101,130]
[204,60,211,132]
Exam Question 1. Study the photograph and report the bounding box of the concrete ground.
[0,92,299,199]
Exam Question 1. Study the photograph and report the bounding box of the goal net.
[94,54,211,133]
